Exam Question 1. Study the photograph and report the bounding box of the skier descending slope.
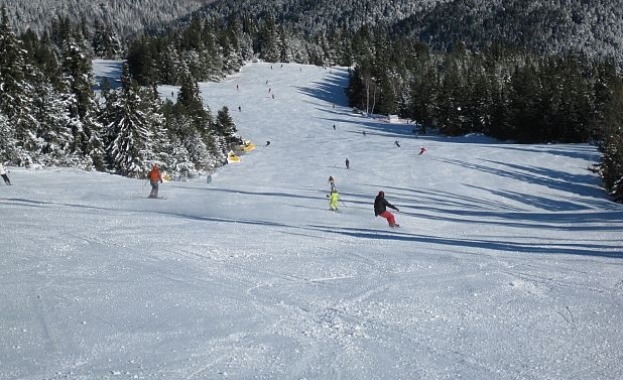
[147,164,163,198]
[328,189,340,211]
[374,191,400,227]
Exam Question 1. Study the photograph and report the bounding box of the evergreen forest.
[1,0,622,200]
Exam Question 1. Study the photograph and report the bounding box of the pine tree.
[215,106,241,147]
[61,32,106,170]
[104,64,153,178]
[0,111,16,161]
[0,7,40,165]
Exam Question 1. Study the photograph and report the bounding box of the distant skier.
[333,124,336,130]
[266,140,271,146]
[0,162,11,185]
[374,191,400,228]
[147,164,163,198]
[345,158,350,170]
[395,141,401,148]
[328,176,336,192]
[328,189,340,211]
[238,106,241,112]
[419,147,427,155]
[362,131,366,137]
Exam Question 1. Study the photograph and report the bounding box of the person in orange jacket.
[148,164,163,198]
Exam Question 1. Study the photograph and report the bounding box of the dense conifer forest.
[1,0,622,200]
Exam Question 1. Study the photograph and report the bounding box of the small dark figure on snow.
[395,141,401,148]
[328,176,336,192]
[0,163,11,185]
[345,158,350,170]
[266,141,271,146]
[238,106,241,112]
[362,131,366,137]
[272,94,275,99]
[374,191,400,228]
[419,147,427,155]
[147,164,163,198]
[333,125,336,130]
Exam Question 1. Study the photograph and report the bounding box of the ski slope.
[1,61,622,380]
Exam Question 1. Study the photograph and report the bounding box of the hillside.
[0,0,214,36]
[1,61,622,379]
[5,0,623,65]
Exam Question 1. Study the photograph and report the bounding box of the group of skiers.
[327,175,400,228]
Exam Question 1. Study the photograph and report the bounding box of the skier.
[328,189,339,211]
[419,147,427,155]
[147,164,163,198]
[328,176,336,192]
[345,158,350,170]
[238,106,241,112]
[0,162,11,185]
[362,131,366,137]
[266,140,271,146]
[395,140,401,148]
[333,124,336,130]
[374,191,400,228]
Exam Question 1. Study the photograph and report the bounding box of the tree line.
[0,8,242,179]
[345,35,623,201]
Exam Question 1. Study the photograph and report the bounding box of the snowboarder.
[328,176,336,192]
[345,158,350,170]
[395,141,401,148]
[328,189,339,211]
[419,147,427,155]
[374,191,400,228]
[147,164,163,198]
[0,163,11,185]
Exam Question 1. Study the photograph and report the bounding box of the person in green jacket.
[328,189,339,211]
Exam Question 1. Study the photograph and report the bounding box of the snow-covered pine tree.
[0,111,16,161]
[31,76,76,166]
[104,64,154,178]
[215,106,241,148]
[60,32,106,170]
[0,6,39,165]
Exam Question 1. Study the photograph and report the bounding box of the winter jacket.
[148,166,162,182]
[0,163,5,175]
[374,192,398,216]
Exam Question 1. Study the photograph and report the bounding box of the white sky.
[1,60,622,380]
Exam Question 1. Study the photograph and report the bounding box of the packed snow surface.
[2,62,622,380]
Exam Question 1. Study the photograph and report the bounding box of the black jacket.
[374,195,398,216]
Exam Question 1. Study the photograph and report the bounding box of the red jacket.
[148,166,162,182]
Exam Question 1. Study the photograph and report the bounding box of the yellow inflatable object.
[227,150,240,164]
[162,173,171,182]
[243,143,255,152]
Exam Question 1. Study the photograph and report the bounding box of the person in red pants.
[374,191,400,227]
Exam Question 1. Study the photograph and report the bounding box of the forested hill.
[5,0,623,65]
[184,0,622,63]
[0,0,215,36]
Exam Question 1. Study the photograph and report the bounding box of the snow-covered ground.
[1,62,622,380]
